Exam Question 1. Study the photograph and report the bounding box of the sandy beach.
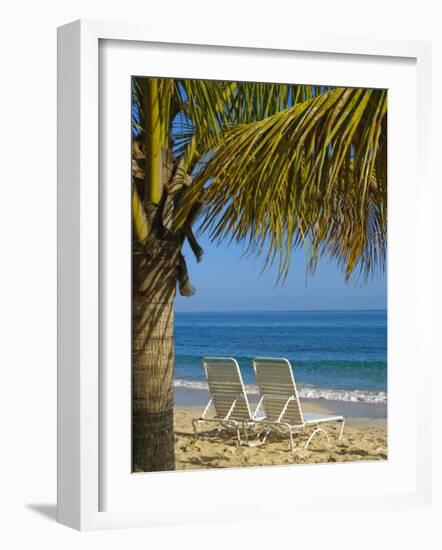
[174,389,387,470]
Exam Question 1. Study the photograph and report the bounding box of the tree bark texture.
[132,199,181,472]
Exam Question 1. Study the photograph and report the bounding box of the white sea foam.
[174,379,260,395]
[297,387,387,404]
[174,379,387,404]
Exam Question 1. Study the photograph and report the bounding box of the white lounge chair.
[252,357,345,451]
[192,357,264,446]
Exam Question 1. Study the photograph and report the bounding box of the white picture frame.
[57,19,432,531]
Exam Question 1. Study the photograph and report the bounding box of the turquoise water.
[174,310,387,403]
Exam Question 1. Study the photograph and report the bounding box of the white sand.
[174,403,387,470]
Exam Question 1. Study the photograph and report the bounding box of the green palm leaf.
[133,77,387,281]
[175,86,387,280]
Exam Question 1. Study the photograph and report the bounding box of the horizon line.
[175,308,387,314]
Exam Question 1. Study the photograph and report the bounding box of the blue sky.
[175,232,387,312]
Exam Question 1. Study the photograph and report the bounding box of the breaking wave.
[174,379,387,404]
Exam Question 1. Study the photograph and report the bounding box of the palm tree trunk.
[132,204,181,472]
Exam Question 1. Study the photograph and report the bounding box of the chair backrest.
[253,357,304,425]
[203,357,252,421]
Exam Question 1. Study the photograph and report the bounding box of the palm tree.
[131,78,387,472]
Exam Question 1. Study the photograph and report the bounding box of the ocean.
[174,310,387,404]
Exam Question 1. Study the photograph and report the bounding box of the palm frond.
[172,80,329,172]
[175,86,387,280]
[133,76,387,281]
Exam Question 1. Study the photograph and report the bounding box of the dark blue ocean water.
[174,310,387,403]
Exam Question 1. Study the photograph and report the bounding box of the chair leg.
[242,421,249,446]
[228,421,241,446]
[288,427,295,452]
[338,419,345,440]
[242,423,271,448]
[223,420,241,446]
[287,428,305,452]
[305,427,330,449]
[192,419,199,438]
[261,429,270,444]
